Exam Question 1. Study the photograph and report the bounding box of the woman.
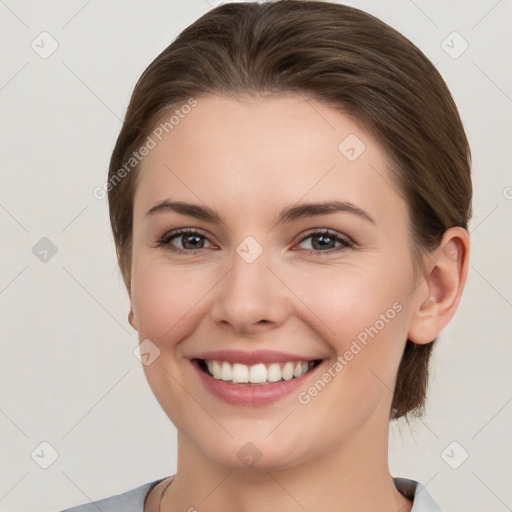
[60,1,471,510]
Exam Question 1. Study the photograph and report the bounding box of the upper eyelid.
[296,230,354,250]
[159,228,213,247]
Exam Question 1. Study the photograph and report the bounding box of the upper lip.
[192,349,323,366]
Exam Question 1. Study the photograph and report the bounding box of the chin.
[194,432,314,473]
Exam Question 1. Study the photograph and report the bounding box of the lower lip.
[192,359,323,407]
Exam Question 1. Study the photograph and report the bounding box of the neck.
[158,414,412,512]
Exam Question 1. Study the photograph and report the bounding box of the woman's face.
[129,93,423,470]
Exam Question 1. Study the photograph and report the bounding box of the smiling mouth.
[194,358,323,385]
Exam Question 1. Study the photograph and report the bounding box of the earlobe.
[408,227,470,345]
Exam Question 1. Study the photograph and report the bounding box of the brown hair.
[107,0,472,419]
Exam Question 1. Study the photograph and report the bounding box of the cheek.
[293,263,412,375]
[291,271,411,425]
[131,263,208,347]
[130,264,213,427]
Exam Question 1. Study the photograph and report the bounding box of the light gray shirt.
[56,477,442,511]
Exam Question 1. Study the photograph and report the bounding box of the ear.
[117,248,136,329]
[128,303,138,331]
[408,227,470,345]
[116,247,132,297]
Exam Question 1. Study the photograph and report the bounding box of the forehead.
[133,93,406,226]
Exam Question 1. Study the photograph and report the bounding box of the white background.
[0,1,511,511]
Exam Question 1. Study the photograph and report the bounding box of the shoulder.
[55,478,168,512]
[393,477,443,512]
[58,476,442,511]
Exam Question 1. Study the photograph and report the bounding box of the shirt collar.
[393,478,443,511]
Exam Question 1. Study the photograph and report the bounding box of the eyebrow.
[145,199,376,226]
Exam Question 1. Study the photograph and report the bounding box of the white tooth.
[212,361,222,379]
[221,361,232,381]
[267,363,282,382]
[208,360,313,384]
[232,363,249,383]
[281,362,294,381]
[249,363,267,383]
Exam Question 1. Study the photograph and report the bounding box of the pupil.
[313,234,333,250]
[183,234,203,249]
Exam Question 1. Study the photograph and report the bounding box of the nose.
[209,243,291,336]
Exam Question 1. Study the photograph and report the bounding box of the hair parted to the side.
[107,0,472,420]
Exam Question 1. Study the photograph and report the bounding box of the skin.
[126,93,470,511]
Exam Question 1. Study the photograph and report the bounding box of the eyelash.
[155,228,354,256]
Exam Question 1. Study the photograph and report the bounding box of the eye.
[156,228,353,255]
[156,228,214,254]
[295,229,353,254]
